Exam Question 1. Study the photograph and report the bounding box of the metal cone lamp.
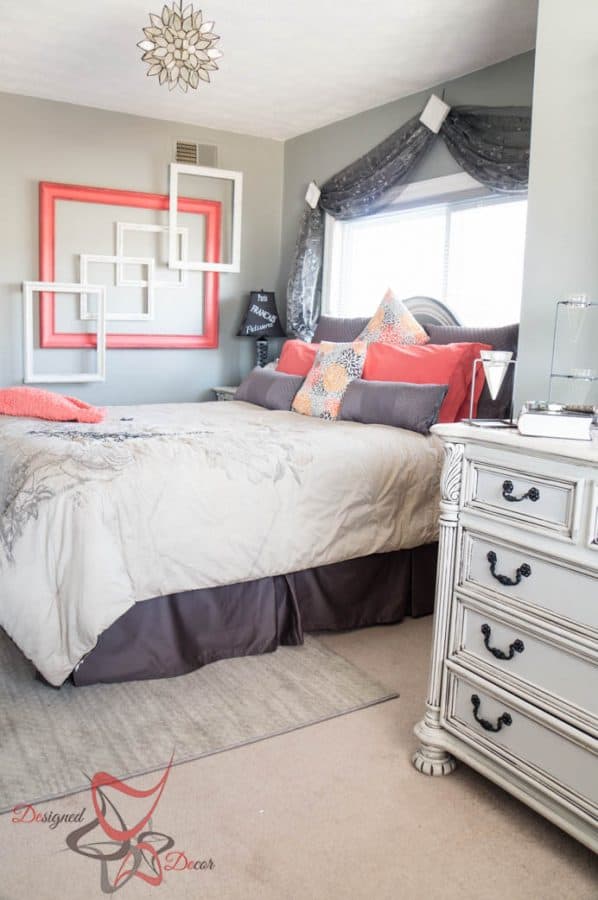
[482,350,513,401]
[467,350,516,426]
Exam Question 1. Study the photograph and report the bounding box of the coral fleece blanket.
[0,387,105,424]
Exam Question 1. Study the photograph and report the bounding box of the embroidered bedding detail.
[357,289,430,346]
[292,341,367,420]
[0,416,311,568]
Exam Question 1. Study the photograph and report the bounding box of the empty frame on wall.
[168,164,243,273]
[24,281,107,383]
[79,254,155,321]
[116,222,189,288]
[23,167,243,384]
[38,181,222,350]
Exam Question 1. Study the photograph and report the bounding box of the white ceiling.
[0,1,537,140]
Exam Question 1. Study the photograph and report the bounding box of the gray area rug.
[0,631,397,813]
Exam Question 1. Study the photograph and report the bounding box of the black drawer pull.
[487,551,532,586]
[471,694,512,732]
[502,480,540,503]
[481,624,525,660]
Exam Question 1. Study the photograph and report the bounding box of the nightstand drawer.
[443,670,598,816]
[460,531,598,637]
[464,460,579,537]
[451,596,598,730]
[590,482,598,550]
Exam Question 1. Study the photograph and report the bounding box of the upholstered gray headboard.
[313,296,461,342]
[402,296,461,327]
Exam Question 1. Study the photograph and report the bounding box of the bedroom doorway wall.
[516,0,598,407]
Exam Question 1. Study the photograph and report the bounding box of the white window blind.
[326,194,527,327]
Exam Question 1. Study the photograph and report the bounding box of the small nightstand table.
[212,386,239,401]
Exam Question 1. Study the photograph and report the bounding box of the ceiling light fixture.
[137,3,222,93]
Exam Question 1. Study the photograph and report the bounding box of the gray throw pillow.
[313,316,371,343]
[234,368,304,410]
[340,380,448,434]
[425,323,519,420]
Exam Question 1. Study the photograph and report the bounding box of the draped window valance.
[286,105,531,339]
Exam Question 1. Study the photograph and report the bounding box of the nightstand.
[212,386,239,401]
[413,422,598,853]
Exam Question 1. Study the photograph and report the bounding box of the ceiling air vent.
[174,141,218,167]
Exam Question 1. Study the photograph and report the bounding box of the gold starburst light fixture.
[137,3,222,92]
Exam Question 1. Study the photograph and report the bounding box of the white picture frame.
[168,163,243,274]
[23,281,107,383]
[115,222,189,288]
[79,255,155,321]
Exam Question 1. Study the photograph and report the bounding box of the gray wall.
[516,0,598,406]
[0,92,284,403]
[1,50,542,406]
[277,51,535,320]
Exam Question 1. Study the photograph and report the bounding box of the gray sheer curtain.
[286,105,531,339]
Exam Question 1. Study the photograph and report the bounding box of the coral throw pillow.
[276,339,319,376]
[362,342,492,423]
[358,289,430,346]
[292,341,367,420]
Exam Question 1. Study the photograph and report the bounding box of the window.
[324,179,527,327]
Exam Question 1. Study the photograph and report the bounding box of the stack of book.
[518,403,596,441]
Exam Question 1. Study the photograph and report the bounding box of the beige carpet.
[0,618,596,900]
[0,633,396,814]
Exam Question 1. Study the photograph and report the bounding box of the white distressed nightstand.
[211,386,239,401]
[413,423,598,853]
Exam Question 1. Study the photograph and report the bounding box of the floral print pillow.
[358,289,429,346]
[292,341,367,420]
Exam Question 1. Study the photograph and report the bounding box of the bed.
[0,300,518,687]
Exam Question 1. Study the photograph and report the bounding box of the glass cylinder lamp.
[237,290,285,367]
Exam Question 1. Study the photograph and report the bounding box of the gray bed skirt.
[72,544,438,686]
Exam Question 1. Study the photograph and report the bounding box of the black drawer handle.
[487,551,531,586]
[481,624,525,660]
[471,694,512,732]
[502,480,540,503]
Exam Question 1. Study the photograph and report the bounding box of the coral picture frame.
[38,181,221,349]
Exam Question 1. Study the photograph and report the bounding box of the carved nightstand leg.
[412,746,457,776]
[413,714,457,776]
[413,441,464,778]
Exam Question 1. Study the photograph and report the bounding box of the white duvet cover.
[0,402,443,685]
